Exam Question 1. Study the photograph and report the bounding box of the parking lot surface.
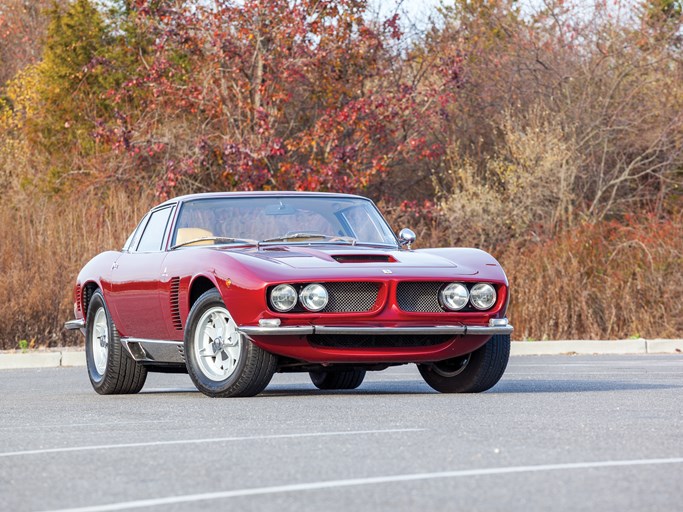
[1,355,682,511]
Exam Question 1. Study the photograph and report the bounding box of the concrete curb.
[510,340,647,356]
[0,352,63,369]
[1,339,681,369]
[61,351,86,367]
[510,339,683,356]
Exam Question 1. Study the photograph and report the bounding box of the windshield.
[171,196,398,248]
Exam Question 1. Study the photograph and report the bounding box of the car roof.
[155,191,370,209]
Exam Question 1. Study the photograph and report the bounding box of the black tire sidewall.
[84,289,147,395]
[85,291,109,387]
[419,334,510,393]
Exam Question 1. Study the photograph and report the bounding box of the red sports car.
[66,192,513,397]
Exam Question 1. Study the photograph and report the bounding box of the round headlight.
[300,283,329,312]
[440,283,469,311]
[470,283,497,310]
[270,284,297,312]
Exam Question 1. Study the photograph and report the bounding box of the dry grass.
[1,192,681,349]
[500,214,683,340]
[0,189,153,349]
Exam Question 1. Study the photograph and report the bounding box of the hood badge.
[382,269,393,274]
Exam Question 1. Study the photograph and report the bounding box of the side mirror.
[398,228,416,249]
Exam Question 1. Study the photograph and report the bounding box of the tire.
[185,289,277,397]
[309,369,366,390]
[418,334,510,393]
[85,290,147,394]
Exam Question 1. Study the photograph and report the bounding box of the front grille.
[397,281,479,313]
[322,282,380,313]
[308,334,454,348]
[397,281,445,312]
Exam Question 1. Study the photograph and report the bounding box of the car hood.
[224,245,480,275]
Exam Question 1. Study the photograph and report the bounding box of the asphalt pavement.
[1,355,682,512]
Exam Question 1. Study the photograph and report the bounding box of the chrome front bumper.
[238,318,513,337]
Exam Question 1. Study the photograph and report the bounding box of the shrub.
[501,213,683,340]
[0,190,153,349]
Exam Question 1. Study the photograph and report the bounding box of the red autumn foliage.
[105,0,450,199]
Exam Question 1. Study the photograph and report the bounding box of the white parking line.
[0,428,424,458]
[42,457,683,512]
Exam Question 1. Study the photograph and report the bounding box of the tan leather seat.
[175,227,214,246]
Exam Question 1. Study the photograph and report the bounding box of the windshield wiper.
[171,236,258,250]
[259,233,357,245]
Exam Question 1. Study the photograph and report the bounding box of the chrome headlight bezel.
[270,284,298,312]
[299,283,329,312]
[470,283,497,310]
[439,282,470,311]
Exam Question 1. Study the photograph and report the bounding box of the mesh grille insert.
[322,282,380,313]
[396,281,446,312]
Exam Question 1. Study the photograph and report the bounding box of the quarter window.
[136,207,174,252]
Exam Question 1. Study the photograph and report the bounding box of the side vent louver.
[75,285,82,313]
[170,277,182,331]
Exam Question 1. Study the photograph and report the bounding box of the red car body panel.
[71,192,511,367]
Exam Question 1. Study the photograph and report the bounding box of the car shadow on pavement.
[263,379,681,396]
[260,380,433,396]
[137,379,680,396]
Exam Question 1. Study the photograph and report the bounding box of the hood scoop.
[332,254,396,263]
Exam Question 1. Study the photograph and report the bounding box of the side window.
[122,215,148,252]
[136,207,174,252]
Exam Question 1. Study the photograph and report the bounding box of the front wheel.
[185,289,277,397]
[418,334,510,393]
[85,290,147,394]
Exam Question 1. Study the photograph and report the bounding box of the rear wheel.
[185,289,277,397]
[418,334,510,393]
[85,290,147,394]
[309,369,366,390]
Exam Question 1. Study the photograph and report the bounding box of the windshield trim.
[170,195,400,250]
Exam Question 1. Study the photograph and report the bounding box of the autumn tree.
[424,0,683,247]
[102,0,445,198]
[0,0,62,86]
[0,0,149,190]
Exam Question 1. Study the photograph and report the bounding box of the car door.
[106,205,176,340]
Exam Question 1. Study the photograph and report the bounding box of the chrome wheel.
[91,307,109,375]
[194,306,241,382]
[185,289,277,397]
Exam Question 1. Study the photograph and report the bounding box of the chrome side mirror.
[398,228,416,249]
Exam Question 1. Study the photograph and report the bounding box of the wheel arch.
[81,281,101,320]
[188,275,218,312]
